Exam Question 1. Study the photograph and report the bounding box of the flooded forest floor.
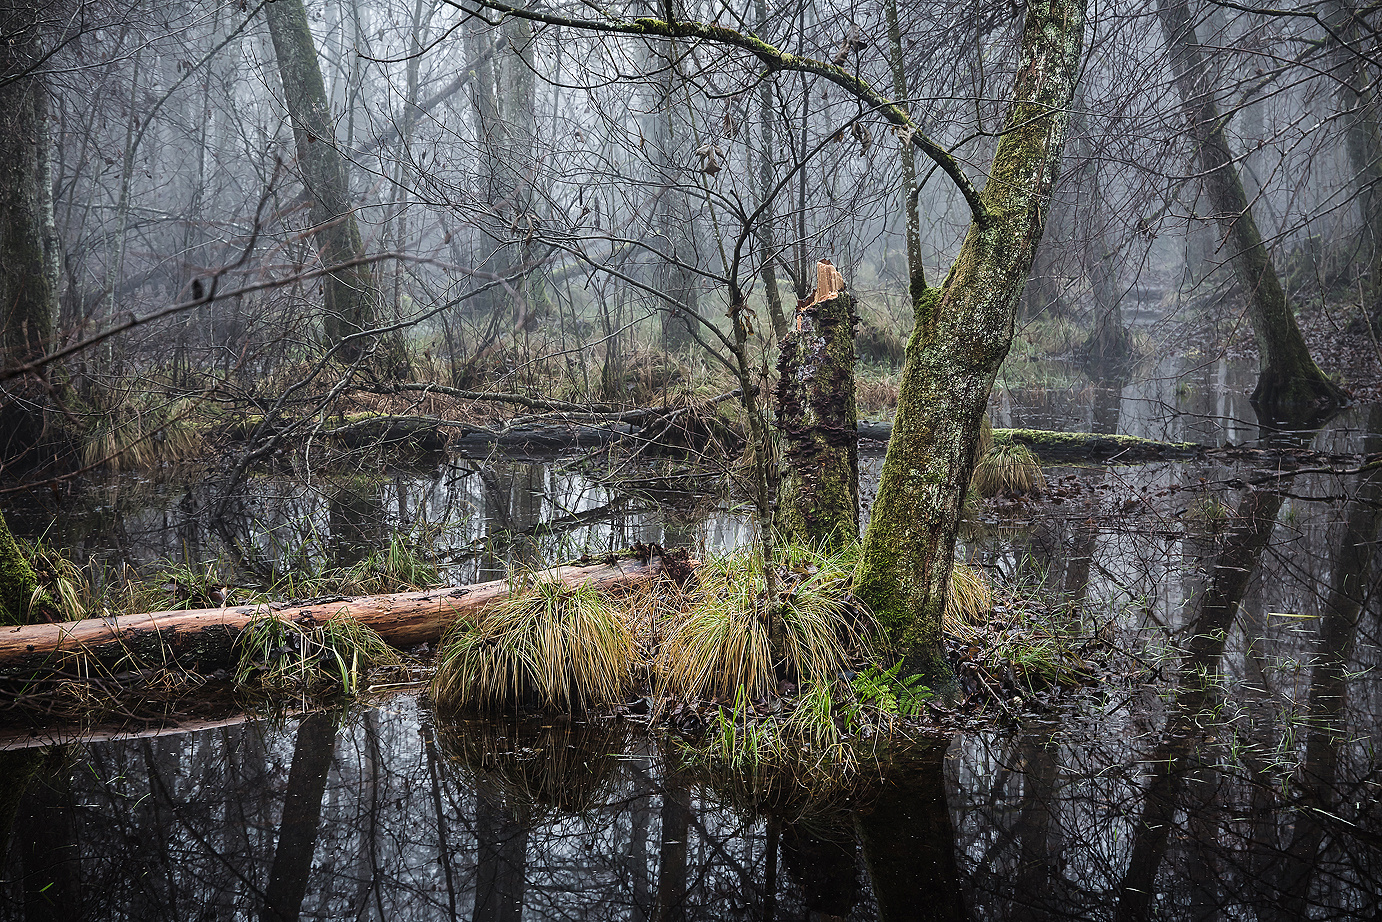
[2,349,1381,920]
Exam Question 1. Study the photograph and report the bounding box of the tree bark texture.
[0,59,58,371]
[775,261,859,547]
[0,557,683,674]
[1156,0,1346,420]
[0,10,60,468]
[885,0,926,304]
[265,0,378,364]
[854,0,1086,672]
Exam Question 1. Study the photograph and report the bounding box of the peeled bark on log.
[776,261,860,547]
[0,557,683,676]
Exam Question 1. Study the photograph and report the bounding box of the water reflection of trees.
[954,424,1382,919]
[4,422,1381,919]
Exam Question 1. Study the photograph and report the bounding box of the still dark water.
[3,372,1381,920]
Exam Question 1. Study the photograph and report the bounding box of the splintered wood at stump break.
[776,260,860,549]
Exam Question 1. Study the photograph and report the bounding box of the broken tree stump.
[776,260,860,547]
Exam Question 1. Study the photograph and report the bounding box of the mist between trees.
[0,0,1378,661]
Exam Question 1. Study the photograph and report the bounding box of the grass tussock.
[943,563,994,635]
[234,613,400,695]
[971,441,1046,497]
[431,579,635,712]
[656,545,871,701]
[80,395,206,470]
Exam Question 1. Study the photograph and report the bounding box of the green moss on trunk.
[776,278,860,548]
[854,0,1086,671]
[0,511,39,626]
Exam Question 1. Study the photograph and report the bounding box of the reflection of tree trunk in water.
[15,749,79,922]
[1010,736,1062,915]
[328,482,386,568]
[856,742,963,922]
[1116,487,1284,920]
[261,713,337,922]
[0,749,43,863]
[762,816,778,922]
[653,769,691,922]
[423,728,461,922]
[1272,409,1382,917]
[478,463,543,580]
[628,757,654,922]
[1061,382,1121,602]
[780,817,858,921]
[472,777,529,922]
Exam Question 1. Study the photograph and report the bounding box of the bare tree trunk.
[1156,0,1346,421]
[855,0,1086,675]
[0,9,60,465]
[645,33,702,352]
[1323,0,1382,325]
[753,0,788,340]
[885,0,926,304]
[265,0,379,365]
[776,261,858,547]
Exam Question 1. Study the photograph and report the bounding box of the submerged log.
[0,556,686,676]
[857,421,1203,461]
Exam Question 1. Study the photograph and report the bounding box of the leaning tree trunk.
[265,0,379,365]
[1157,0,1346,421]
[776,261,859,548]
[854,0,1086,675]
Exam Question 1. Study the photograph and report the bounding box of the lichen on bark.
[854,0,1086,676]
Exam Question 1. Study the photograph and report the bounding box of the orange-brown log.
[0,557,683,676]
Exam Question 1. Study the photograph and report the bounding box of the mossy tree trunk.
[0,510,39,626]
[1157,0,1346,422]
[265,0,380,366]
[775,261,859,548]
[854,0,1086,674]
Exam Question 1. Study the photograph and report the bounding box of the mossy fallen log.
[856,421,1203,461]
[0,557,685,677]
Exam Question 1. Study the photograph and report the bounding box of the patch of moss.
[0,512,39,626]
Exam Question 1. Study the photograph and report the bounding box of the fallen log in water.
[0,557,685,677]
